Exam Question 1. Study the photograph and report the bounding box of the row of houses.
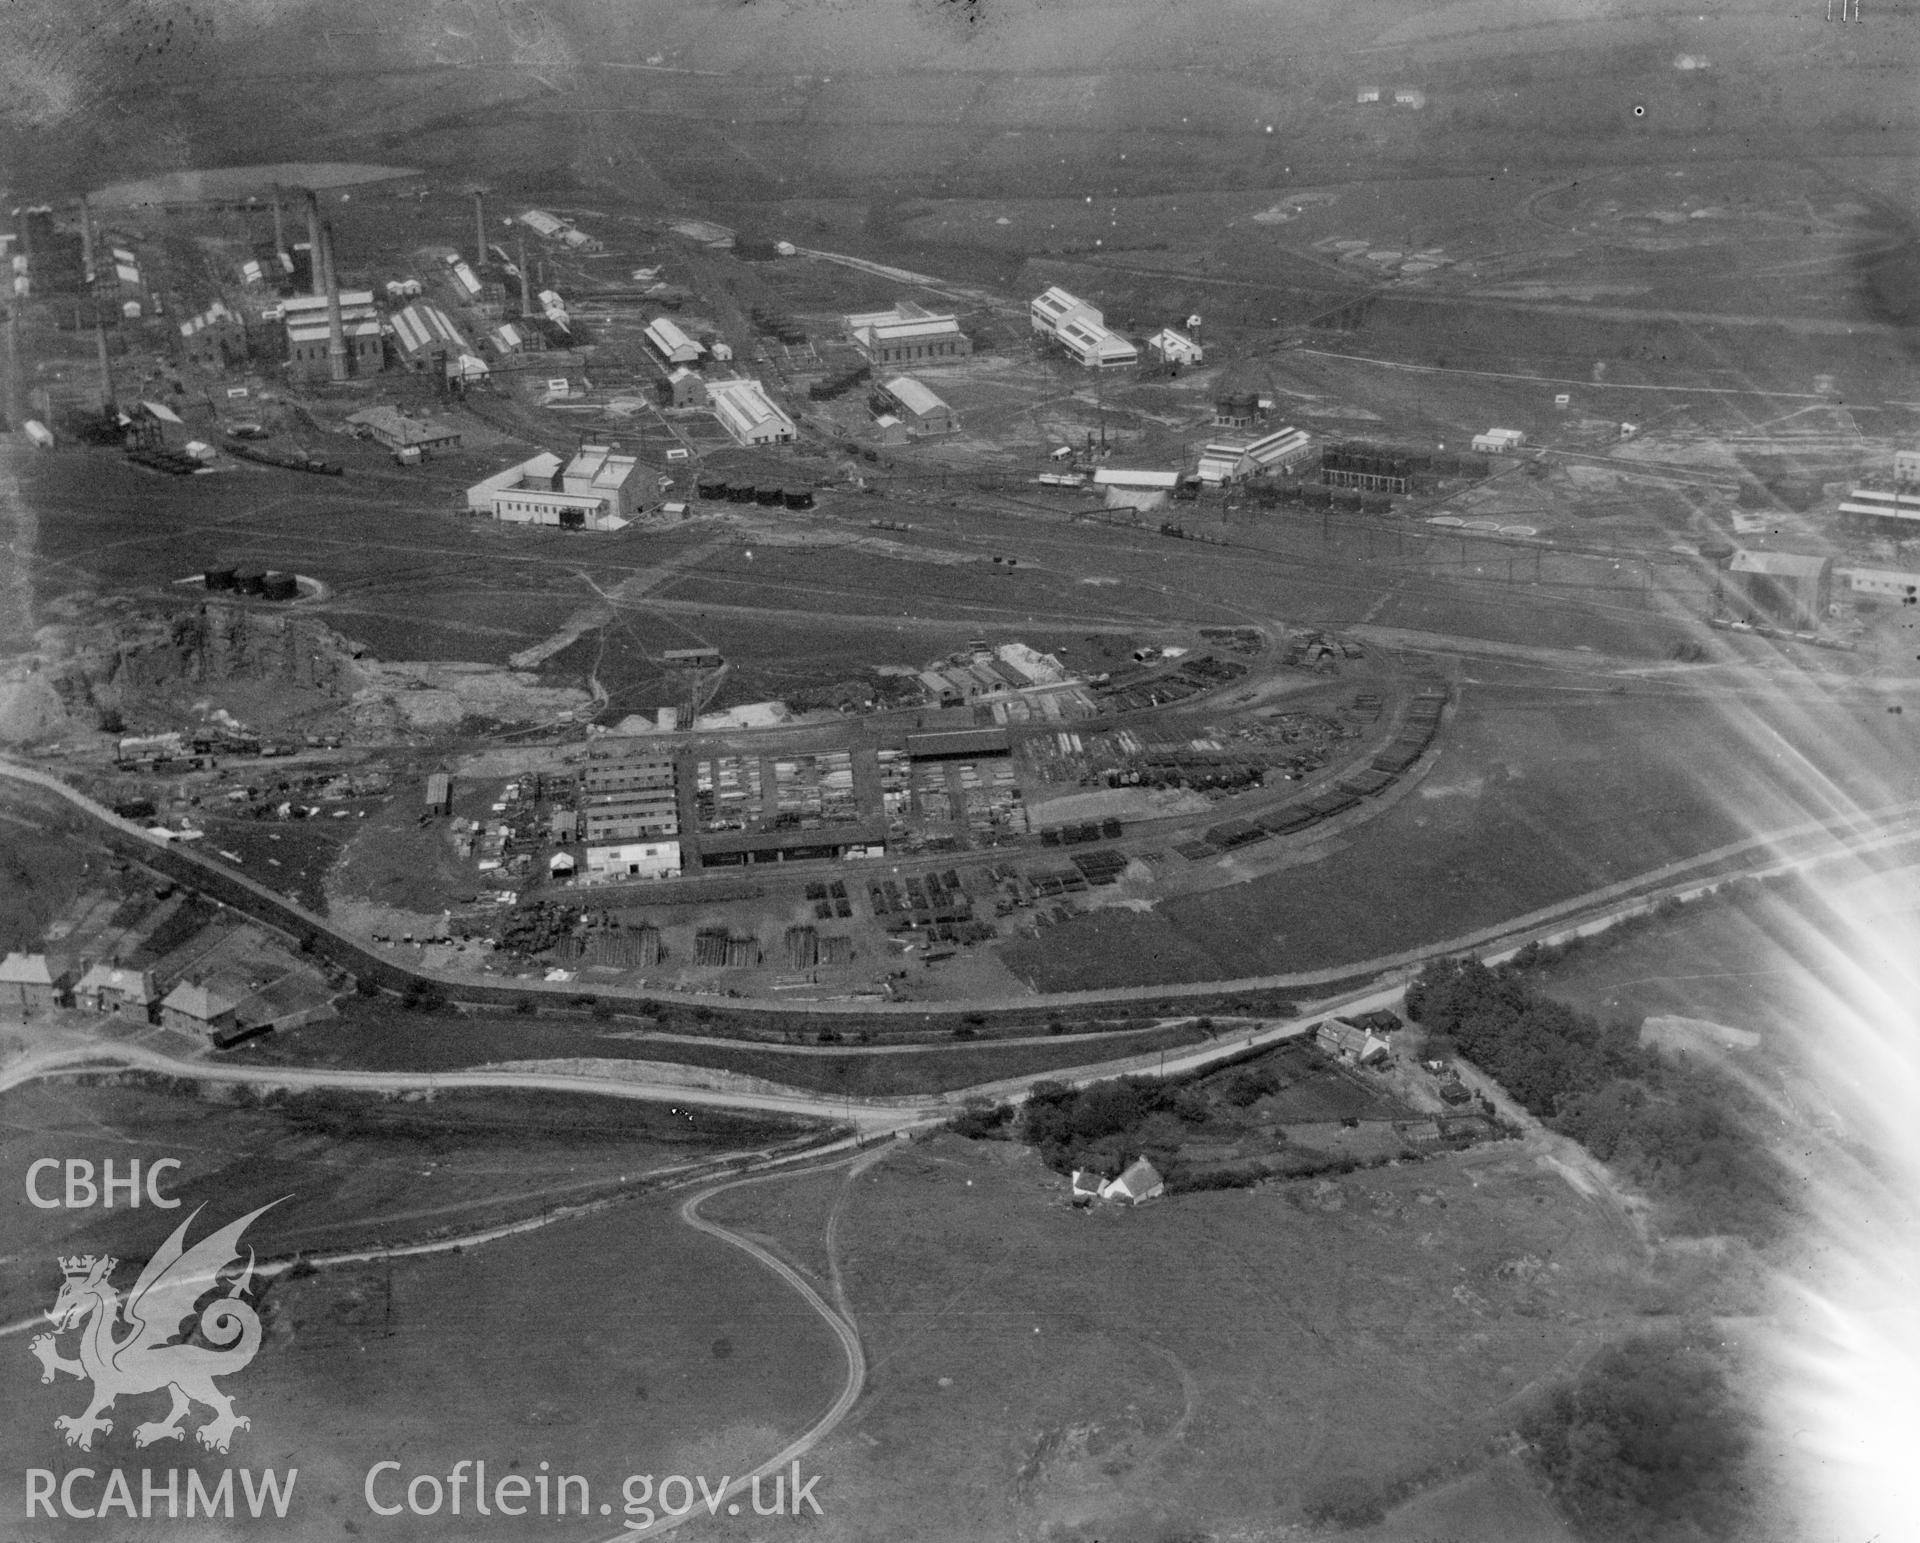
[0,953,244,1040]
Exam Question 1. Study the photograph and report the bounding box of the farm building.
[159,980,239,1040]
[666,366,707,407]
[1724,550,1833,630]
[847,301,972,366]
[646,316,704,365]
[707,378,796,446]
[283,290,384,379]
[1146,328,1203,366]
[874,376,957,436]
[584,841,682,883]
[0,952,74,1017]
[1099,1157,1165,1205]
[1030,285,1137,368]
[1316,1018,1390,1064]
[1093,467,1178,512]
[1472,428,1526,454]
[346,406,463,456]
[465,445,642,531]
[73,965,158,1021]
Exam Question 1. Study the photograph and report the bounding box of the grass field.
[999,676,1920,989]
[702,1131,1756,1543]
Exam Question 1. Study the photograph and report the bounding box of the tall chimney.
[322,221,348,382]
[79,196,94,285]
[305,190,324,297]
[473,191,487,266]
[95,317,116,412]
[271,183,286,262]
[517,232,532,316]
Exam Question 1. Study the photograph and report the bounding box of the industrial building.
[390,301,479,376]
[1724,550,1833,630]
[1839,566,1920,604]
[465,444,643,530]
[1146,328,1203,366]
[666,366,707,407]
[846,302,972,366]
[283,290,383,379]
[1214,393,1269,429]
[707,377,797,446]
[1094,467,1179,511]
[874,375,957,436]
[1196,426,1315,485]
[583,841,682,883]
[1838,486,1920,534]
[581,752,680,843]
[346,406,463,456]
[1030,286,1138,368]
[177,301,245,370]
[1472,428,1526,454]
[645,316,704,365]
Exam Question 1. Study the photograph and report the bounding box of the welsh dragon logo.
[30,1202,280,1453]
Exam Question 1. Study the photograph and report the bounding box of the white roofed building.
[645,316,703,365]
[1093,467,1178,512]
[1147,328,1203,366]
[1055,312,1138,369]
[707,378,796,446]
[389,302,475,375]
[875,376,957,436]
[465,445,642,531]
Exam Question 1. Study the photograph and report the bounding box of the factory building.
[707,378,797,446]
[1838,487,1920,535]
[874,375,957,436]
[583,841,682,884]
[1093,467,1179,512]
[346,406,464,457]
[390,301,478,375]
[465,445,643,530]
[1724,550,1833,631]
[1196,426,1315,485]
[1472,428,1527,454]
[1146,328,1204,366]
[177,301,246,370]
[645,316,704,365]
[666,366,707,407]
[283,290,383,379]
[1031,286,1138,368]
[1838,566,1920,604]
[846,301,972,366]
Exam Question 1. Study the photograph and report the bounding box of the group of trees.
[1406,957,1791,1240]
[1524,1329,1757,1542]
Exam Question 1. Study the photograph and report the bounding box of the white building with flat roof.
[583,841,682,884]
[707,378,796,446]
[465,444,642,530]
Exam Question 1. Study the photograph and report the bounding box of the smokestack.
[474,191,486,267]
[517,232,532,316]
[322,221,348,383]
[271,184,286,263]
[305,190,324,297]
[79,196,94,285]
[96,317,115,412]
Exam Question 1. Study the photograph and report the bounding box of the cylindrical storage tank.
[232,566,267,595]
[261,572,299,601]
[203,566,237,592]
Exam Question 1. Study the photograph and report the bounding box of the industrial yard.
[3,3,1917,1541]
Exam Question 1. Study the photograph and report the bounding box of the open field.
[702,1131,1766,1543]
[0,1077,817,1324]
[1001,675,1920,989]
